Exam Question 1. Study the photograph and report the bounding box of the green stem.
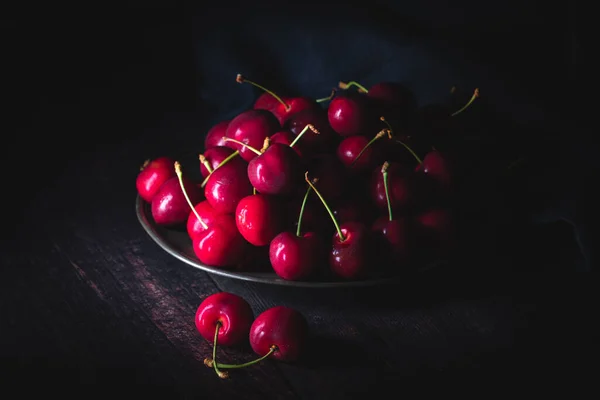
[305,172,345,241]
[174,161,208,230]
[451,88,480,116]
[237,74,290,111]
[394,139,422,165]
[289,124,318,148]
[199,154,213,174]
[212,322,228,378]
[379,116,393,135]
[213,345,278,369]
[316,88,336,103]
[200,150,239,188]
[381,162,393,222]
[350,129,390,166]
[222,137,262,156]
[338,81,369,93]
[296,184,313,237]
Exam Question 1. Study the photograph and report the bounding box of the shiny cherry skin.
[136,157,176,203]
[204,120,230,149]
[330,221,372,280]
[255,95,318,126]
[415,150,452,191]
[247,142,303,196]
[249,306,308,362]
[195,292,254,346]
[269,231,320,281]
[151,176,203,227]
[327,93,370,137]
[225,109,280,162]
[192,213,248,267]
[204,156,253,214]
[235,194,284,247]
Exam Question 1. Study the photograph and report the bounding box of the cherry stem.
[394,139,422,165]
[260,136,270,153]
[208,345,278,370]
[140,159,150,171]
[289,124,318,148]
[210,322,228,379]
[199,154,213,174]
[305,171,345,241]
[338,81,369,93]
[200,150,240,188]
[379,116,394,135]
[381,162,393,222]
[350,129,390,166]
[315,88,336,103]
[451,88,480,116]
[174,161,208,230]
[222,137,262,156]
[296,179,317,237]
[236,74,290,111]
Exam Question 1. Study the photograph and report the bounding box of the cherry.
[269,130,301,157]
[204,154,253,214]
[269,182,321,280]
[195,292,254,378]
[327,92,371,137]
[414,207,455,257]
[244,137,304,196]
[224,109,280,162]
[415,149,452,192]
[238,74,318,126]
[151,168,203,227]
[186,200,219,240]
[136,156,176,203]
[199,146,236,179]
[371,162,415,270]
[337,128,389,172]
[204,120,230,149]
[370,161,414,212]
[236,193,284,247]
[175,162,247,267]
[285,107,338,154]
[339,80,417,120]
[305,173,372,280]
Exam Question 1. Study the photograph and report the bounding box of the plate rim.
[135,195,441,288]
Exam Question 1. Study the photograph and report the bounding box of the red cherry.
[415,150,452,191]
[204,155,253,214]
[195,292,254,347]
[151,176,203,227]
[204,120,230,149]
[224,109,280,162]
[136,157,176,203]
[192,214,248,267]
[336,130,388,172]
[370,161,414,212]
[330,221,372,280]
[371,216,414,269]
[285,107,338,154]
[237,74,318,125]
[247,138,303,196]
[249,306,308,362]
[269,231,320,281]
[235,194,284,247]
[199,146,236,179]
[327,92,371,137]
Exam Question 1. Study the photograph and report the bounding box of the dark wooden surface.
[2,7,594,399]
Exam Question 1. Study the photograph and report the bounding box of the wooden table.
[2,101,593,398]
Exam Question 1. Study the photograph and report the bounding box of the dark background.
[2,2,595,397]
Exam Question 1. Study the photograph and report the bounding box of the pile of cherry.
[136,75,480,282]
[195,291,307,378]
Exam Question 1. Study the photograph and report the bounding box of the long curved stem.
[237,74,290,111]
[211,346,278,370]
[381,162,393,222]
[451,88,480,116]
[351,129,389,166]
[222,137,262,156]
[338,81,369,93]
[199,154,213,174]
[212,322,228,378]
[296,183,315,237]
[289,124,318,148]
[305,172,345,241]
[394,139,422,165]
[174,161,208,230]
[200,150,239,188]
